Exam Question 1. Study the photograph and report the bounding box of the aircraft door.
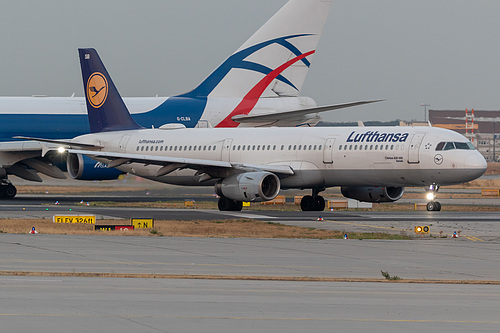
[222,138,233,161]
[408,133,425,164]
[118,135,131,153]
[323,138,336,164]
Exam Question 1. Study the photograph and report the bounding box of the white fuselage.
[72,126,487,190]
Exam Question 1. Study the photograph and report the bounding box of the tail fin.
[78,48,142,133]
[182,0,333,99]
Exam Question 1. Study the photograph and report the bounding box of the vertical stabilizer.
[183,0,333,99]
[79,48,142,133]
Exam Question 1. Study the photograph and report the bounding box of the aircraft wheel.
[218,196,242,211]
[315,195,326,211]
[4,184,17,199]
[426,201,441,211]
[300,195,315,211]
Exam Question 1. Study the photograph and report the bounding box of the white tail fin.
[182,0,333,98]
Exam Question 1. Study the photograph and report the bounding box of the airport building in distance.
[429,109,500,162]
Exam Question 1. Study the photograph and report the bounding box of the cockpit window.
[444,142,455,150]
[455,142,470,150]
[436,141,475,151]
[436,142,445,151]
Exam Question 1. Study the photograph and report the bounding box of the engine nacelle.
[67,153,123,181]
[341,186,405,203]
[215,172,280,202]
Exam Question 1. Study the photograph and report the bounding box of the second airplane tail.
[79,48,142,133]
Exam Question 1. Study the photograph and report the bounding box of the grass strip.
[1,271,499,285]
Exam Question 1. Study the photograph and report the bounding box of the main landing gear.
[0,180,17,199]
[426,184,441,211]
[218,195,243,211]
[300,188,325,211]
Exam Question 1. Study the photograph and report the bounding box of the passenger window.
[349,145,352,150]
[242,145,245,151]
[370,145,373,150]
[444,142,455,150]
[281,145,284,150]
[293,145,297,150]
[319,145,322,150]
[136,146,139,151]
[140,146,144,151]
[436,142,446,151]
[354,145,357,150]
[145,146,149,151]
[339,145,342,150]
[268,145,271,150]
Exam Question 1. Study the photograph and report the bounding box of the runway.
[2,277,499,333]
[2,193,500,332]
[1,234,500,332]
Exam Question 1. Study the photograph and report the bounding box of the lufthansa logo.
[434,154,443,165]
[86,72,108,108]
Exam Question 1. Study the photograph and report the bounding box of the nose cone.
[464,153,487,180]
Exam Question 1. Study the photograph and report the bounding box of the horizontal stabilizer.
[231,100,384,123]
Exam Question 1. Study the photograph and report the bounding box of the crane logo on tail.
[86,72,108,108]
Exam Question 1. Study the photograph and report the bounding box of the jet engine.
[67,153,123,181]
[215,172,280,202]
[341,186,404,203]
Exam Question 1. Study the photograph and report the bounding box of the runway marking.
[1,313,499,324]
[1,271,499,284]
[465,236,485,242]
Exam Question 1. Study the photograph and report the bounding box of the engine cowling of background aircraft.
[214,172,280,202]
[67,153,123,181]
[341,186,405,203]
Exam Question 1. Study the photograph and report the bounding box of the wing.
[231,100,384,124]
[0,140,66,181]
[67,149,295,179]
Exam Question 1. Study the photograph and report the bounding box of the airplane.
[0,0,378,198]
[16,48,487,212]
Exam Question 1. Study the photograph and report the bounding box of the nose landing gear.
[426,184,441,211]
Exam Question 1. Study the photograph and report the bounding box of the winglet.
[78,48,142,133]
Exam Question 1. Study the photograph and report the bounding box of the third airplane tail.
[183,0,333,99]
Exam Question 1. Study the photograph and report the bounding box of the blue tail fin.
[79,48,142,133]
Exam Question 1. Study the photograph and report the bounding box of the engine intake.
[67,153,123,181]
[341,186,404,203]
[215,172,280,202]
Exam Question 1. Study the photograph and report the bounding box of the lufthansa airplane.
[0,0,377,198]
[17,48,487,212]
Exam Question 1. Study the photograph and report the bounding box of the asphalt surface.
[2,188,500,332]
[1,234,500,333]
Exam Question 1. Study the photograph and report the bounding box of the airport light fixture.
[421,103,430,123]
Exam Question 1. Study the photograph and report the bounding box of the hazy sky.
[1,0,499,122]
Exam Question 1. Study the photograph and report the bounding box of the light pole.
[421,104,430,123]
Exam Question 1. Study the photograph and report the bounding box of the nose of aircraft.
[464,153,487,179]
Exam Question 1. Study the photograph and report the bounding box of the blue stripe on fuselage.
[0,96,207,141]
